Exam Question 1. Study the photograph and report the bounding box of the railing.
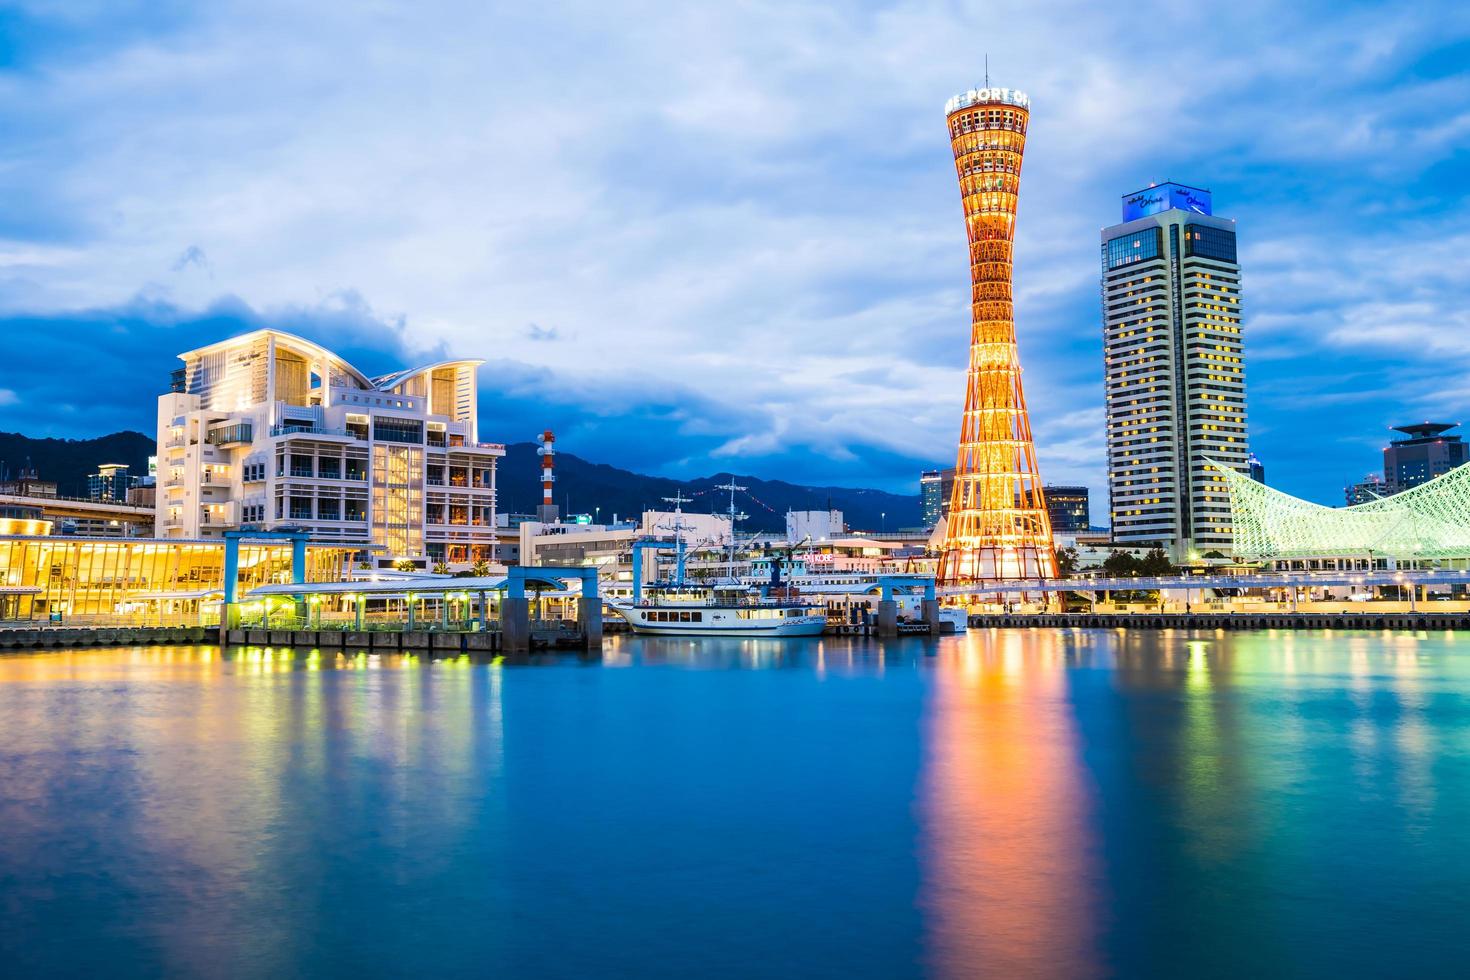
[206,423,253,446]
[270,425,356,439]
[237,615,495,633]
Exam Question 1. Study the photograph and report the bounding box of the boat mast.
[660,490,695,588]
[714,479,747,584]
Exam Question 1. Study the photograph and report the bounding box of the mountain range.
[0,430,156,497]
[0,431,920,531]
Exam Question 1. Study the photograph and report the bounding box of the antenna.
[985,54,989,88]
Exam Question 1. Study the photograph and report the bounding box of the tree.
[1102,550,1142,577]
[1139,546,1174,577]
[1202,550,1227,560]
[394,558,417,573]
[1055,546,1080,577]
[471,559,492,577]
[432,561,450,576]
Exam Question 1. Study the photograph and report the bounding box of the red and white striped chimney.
[536,430,558,522]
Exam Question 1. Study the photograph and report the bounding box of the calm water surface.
[1,630,1467,978]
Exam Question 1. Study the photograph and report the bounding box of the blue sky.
[1,2,1469,508]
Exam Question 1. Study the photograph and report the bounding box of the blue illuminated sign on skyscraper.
[1121,182,1213,221]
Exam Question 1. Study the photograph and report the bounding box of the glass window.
[1185,224,1237,262]
[1104,227,1162,269]
[372,417,424,444]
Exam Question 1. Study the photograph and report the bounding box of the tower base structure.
[939,544,1056,609]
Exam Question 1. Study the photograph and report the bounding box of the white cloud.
[1,1,1469,500]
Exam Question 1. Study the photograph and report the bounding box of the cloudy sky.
[1,1,1468,508]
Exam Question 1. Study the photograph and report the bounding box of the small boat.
[938,606,969,633]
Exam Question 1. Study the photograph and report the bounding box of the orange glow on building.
[937,86,1056,599]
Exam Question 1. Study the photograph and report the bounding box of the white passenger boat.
[610,485,827,638]
[610,593,828,637]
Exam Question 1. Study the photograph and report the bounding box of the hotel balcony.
[206,422,253,447]
[270,424,358,441]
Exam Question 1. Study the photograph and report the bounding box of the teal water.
[0,631,1467,978]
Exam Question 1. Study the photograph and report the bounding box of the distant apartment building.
[1345,472,1388,506]
[1384,422,1468,493]
[1248,452,1265,484]
[88,463,137,502]
[920,468,955,527]
[1102,182,1249,559]
[1044,485,1090,532]
[155,329,504,568]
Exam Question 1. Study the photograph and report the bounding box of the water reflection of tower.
[920,631,1100,976]
[936,85,1056,601]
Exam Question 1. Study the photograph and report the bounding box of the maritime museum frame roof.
[1214,461,1470,559]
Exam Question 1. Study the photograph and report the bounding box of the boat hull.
[613,605,827,638]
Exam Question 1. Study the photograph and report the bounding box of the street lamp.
[881,511,886,534]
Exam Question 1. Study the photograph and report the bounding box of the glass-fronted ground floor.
[0,536,358,626]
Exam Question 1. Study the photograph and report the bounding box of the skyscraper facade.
[919,467,955,528]
[1043,485,1089,532]
[937,85,1056,592]
[1101,182,1249,560]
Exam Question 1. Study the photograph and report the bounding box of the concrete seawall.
[0,627,503,652]
[0,626,215,648]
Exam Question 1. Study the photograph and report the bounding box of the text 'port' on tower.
[937,85,1057,596]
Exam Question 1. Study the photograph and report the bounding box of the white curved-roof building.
[158,329,504,569]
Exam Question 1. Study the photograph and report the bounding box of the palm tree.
[432,561,450,576]
[471,558,492,577]
[394,558,417,573]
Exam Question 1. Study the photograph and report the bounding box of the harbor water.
[0,630,1467,977]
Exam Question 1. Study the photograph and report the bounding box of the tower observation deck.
[937,85,1057,597]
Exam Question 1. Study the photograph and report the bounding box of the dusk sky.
[2,2,1469,507]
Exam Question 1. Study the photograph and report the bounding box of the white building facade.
[1101,183,1250,559]
[156,330,503,569]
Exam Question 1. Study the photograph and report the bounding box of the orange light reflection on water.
[920,629,1104,979]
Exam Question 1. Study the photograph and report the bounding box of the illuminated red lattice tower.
[937,85,1056,597]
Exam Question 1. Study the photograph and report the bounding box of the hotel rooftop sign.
[1121,181,1213,221]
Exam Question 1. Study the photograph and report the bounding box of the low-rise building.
[785,509,843,542]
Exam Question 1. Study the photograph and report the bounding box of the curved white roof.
[371,358,486,393]
[179,328,376,390]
